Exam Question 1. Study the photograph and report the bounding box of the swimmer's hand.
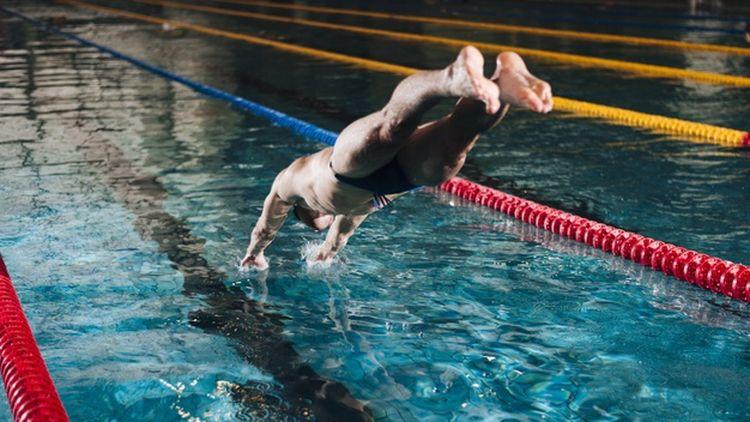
[313,254,334,265]
[241,252,268,270]
[312,248,335,265]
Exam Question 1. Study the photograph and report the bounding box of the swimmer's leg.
[397,52,552,185]
[313,214,369,263]
[395,98,507,186]
[293,205,335,232]
[330,46,501,178]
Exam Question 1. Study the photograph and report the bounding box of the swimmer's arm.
[242,187,293,269]
[314,214,368,262]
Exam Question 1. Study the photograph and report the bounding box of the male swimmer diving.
[241,46,553,269]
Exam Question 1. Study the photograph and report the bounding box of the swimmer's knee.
[293,206,334,232]
[419,172,458,187]
[419,157,467,187]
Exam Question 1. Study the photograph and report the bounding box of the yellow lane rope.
[133,0,750,88]
[487,0,684,10]
[506,0,750,12]
[60,0,749,147]
[211,0,750,56]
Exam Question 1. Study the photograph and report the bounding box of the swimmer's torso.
[276,147,377,215]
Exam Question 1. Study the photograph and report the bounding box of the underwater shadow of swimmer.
[87,141,373,421]
[35,42,375,419]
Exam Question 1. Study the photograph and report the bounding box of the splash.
[300,241,347,275]
[234,255,268,273]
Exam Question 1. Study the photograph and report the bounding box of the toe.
[542,82,553,102]
[479,79,500,114]
[520,89,544,113]
[543,98,553,113]
[531,81,550,98]
[486,96,501,114]
[530,80,552,113]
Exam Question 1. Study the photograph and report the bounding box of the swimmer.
[745,23,750,44]
[241,46,553,269]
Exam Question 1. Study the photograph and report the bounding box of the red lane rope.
[743,132,750,147]
[10,7,746,304]
[0,256,68,421]
[441,178,750,302]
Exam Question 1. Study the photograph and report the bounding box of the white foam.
[300,241,347,275]
[234,255,268,273]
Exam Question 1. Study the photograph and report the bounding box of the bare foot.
[448,46,501,115]
[241,252,268,270]
[491,52,553,114]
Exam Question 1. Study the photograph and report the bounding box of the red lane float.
[440,178,750,302]
[743,132,750,147]
[0,256,68,421]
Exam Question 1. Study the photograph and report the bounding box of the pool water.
[1,0,750,420]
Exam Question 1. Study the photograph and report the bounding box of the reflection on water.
[2,1,750,420]
[0,11,370,421]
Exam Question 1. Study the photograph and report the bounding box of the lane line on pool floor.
[0,14,375,416]
[130,0,750,88]
[7,5,748,303]
[58,0,750,147]
[204,0,750,56]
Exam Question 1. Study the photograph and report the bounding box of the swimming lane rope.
[132,0,750,88]
[441,179,750,302]
[59,0,750,148]
[209,0,750,56]
[4,3,747,320]
[0,256,68,421]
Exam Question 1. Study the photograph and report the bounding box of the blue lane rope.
[0,6,338,147]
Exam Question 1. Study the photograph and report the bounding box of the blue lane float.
[0,6,339,148]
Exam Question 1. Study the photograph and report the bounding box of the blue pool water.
[1,0,750,419]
